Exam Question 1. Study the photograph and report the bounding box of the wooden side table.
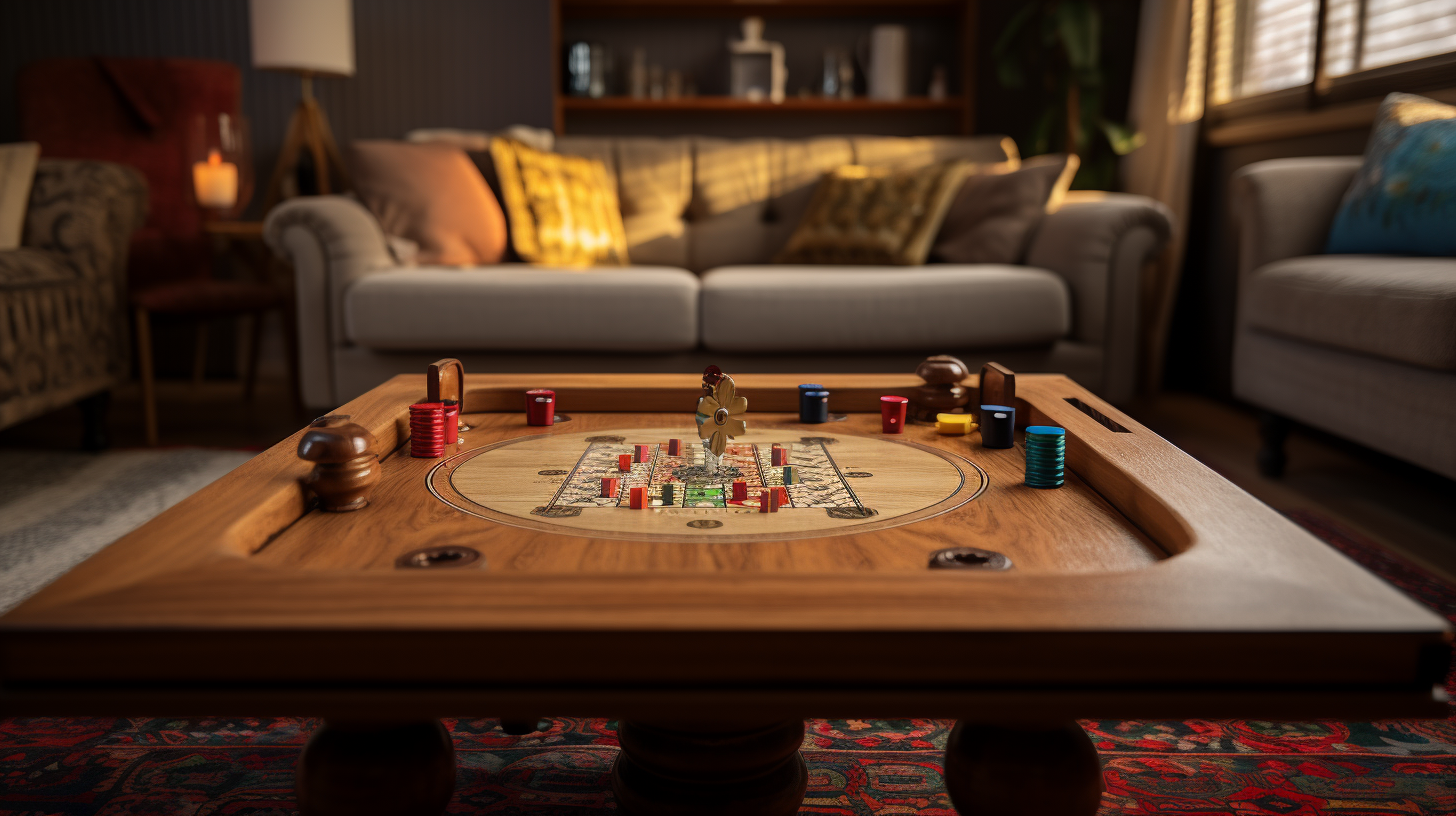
[132,220,302,445]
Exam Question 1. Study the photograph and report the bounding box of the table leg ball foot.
[611,719,807,816]
[943,719,1103,816]
[296,719,456,816]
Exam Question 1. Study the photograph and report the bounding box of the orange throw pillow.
[348,140,507,266]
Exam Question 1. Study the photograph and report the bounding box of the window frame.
[1206,0,1456,127]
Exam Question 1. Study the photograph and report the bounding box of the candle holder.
[187,113,252,219]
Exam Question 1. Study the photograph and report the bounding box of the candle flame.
[207,149,222,166]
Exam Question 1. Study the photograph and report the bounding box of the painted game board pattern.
[548,438,862,510]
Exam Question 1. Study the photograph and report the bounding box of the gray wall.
[0,0,554,208]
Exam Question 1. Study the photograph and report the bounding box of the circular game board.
[428,427,986,542]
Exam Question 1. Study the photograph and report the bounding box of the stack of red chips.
[410,401,446,458]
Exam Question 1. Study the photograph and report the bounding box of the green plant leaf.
[1101,120,1146,155]
[1055,1,1100,72]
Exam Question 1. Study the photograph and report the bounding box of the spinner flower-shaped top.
[695,373,747,457]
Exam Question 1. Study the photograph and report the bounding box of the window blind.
[1326,0,1456,75]
[1235,0,1320,97]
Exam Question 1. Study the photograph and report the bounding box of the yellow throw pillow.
[488,137,629,266]
[774,160,969,265]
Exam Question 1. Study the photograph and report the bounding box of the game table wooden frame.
[1,372,1448,816]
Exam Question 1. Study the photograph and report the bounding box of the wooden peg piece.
[297,415,381,512]
[979,362,1016,409]
[911,355,972,422]
[427,358,468,433]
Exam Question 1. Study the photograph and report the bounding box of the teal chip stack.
[1023,425,1065,489]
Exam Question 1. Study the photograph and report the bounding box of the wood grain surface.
[0,372,1447,720]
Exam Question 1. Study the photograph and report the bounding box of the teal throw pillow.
[1326,93,1456,256]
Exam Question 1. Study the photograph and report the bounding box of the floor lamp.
[250,0,355,210]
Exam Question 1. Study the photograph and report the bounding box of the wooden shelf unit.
[560,95,967,112]
[552,0,978,135]
[561,0,968,18]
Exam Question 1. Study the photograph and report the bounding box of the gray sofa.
[264,135,1172,409]
[1233,157,1456,479]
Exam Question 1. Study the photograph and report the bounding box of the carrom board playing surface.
[433,428,985,541]
[0,371,1448,816]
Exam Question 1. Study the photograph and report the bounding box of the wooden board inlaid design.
[431,428,984,542]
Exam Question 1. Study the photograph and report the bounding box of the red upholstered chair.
[18,57,291,445]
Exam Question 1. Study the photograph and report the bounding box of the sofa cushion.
[932,154,1079,265]
[775,161,970,266]
[345,266,699,352]
[686,136,1016,272]
[557,136,692,269]
[489,138,629,266]
[1244,255,1456,371]
[700,265,1069,352]
[347,140,507,267]
[1326,93,1456,257]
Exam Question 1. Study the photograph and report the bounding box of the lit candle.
[192,149,238,209]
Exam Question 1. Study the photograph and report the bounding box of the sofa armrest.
[263,195,395,409]
[1231,157,1362,280]
[1024,193,1173,403]
[23,159,148,286]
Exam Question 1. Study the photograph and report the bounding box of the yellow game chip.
[936,413,977,435]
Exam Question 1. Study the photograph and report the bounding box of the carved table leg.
[296,719,456,816]
[611,718,807,816]
[943,720,1103,816]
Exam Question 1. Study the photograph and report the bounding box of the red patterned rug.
[2,510,1453,815]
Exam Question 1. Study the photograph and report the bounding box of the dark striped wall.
[0,0,554,211]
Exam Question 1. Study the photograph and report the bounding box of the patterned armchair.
[0,159,148,443]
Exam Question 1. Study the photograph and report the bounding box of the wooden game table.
[1,371,1448,816]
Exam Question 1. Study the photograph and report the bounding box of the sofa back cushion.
[551,134,1017,272]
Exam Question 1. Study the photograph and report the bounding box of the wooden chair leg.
[242,312,264,402]
[193,321,209,386]
[135,307,159,447]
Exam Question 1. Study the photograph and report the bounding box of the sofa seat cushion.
[345,266,699,352]
[700,265,1069,352]
[1245,255,1456,371]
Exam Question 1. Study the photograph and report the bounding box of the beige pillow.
[348,140,507,266]
[489,137,629,266]
[774,160,970,266]
[0,142,41,251]
[930,154,1080,265]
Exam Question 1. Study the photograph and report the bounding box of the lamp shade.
[250,0,355,77]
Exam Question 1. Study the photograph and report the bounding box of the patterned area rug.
[1,511,1452,815]
[0,448,254,614]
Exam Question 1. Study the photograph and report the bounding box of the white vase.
[868,25,908,102]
